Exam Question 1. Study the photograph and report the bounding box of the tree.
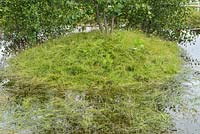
[77,0,189,39]
[0,0,85,51]
[0,0,190,51]
[76,0,126,33]
[123,0,189,40]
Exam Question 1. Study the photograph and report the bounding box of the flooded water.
[0,42,6,69]
[0,41,15,134]
[167,35,200,134]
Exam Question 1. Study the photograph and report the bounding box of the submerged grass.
[1,31,181,133]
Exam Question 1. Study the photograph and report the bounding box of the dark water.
[167,35,200,134]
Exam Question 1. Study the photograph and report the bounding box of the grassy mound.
[8,31,180,90]
[2,31,181,133]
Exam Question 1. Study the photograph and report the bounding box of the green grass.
[7,31,180,90]
[1,31,181,133]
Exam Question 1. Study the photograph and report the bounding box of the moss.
[1,31,181,133]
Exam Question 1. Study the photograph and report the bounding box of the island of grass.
[3,31,181,133]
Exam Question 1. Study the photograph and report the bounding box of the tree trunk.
[103,9,108,34]
[93,0,103,32]
[110,16,115,33]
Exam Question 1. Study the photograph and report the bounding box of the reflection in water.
[167,35,200,134]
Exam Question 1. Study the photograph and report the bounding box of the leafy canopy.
[0,0,189,50]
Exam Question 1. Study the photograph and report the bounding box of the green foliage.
[76,0,189,39]
[0,0,85,51]
[187,10,200,28]
[0,0,189,50]
[1,31,181,133]
[124,0,189,40]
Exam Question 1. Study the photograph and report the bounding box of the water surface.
[168,35,200,134]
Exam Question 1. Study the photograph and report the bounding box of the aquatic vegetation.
[0,31,181,133]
